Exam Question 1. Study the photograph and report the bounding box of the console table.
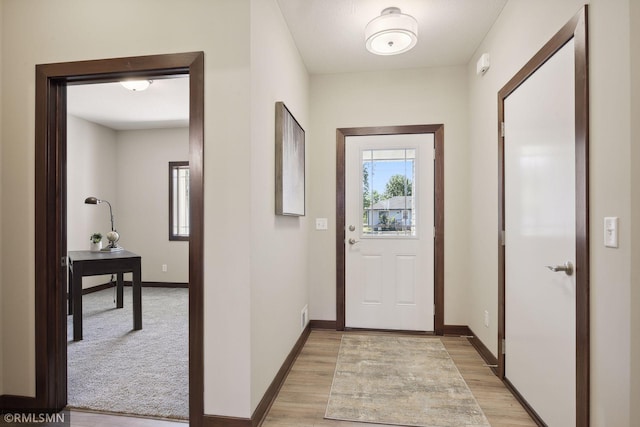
[68,250,142,341]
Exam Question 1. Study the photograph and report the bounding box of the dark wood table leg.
[72,263,83,341]
[133,260,142,330]
[116,272,124,308]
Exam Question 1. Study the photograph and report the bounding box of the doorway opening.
[336,124,444,333]
[65,76,190,417]
[33,52,204,424]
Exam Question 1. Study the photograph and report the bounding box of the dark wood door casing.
[336,124,445,334]
[34,52,205,426]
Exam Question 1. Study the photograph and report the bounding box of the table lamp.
[84,196,123,252]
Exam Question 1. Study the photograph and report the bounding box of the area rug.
[325,335,490,427]
[67,287,188,420]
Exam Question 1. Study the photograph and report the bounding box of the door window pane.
[362,149,416,237]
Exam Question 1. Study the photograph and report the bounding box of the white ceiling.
[276,0,508,74]
[67,1,507,130]
[67,76,190,131]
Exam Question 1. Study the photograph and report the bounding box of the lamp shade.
[365,7,418,56]
[120,80,152,91]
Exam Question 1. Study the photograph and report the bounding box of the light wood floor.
[58,329,534,426]
[261,330,536,427]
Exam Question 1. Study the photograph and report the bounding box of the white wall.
[67,115,118,288]
[467,1,634,425]
[0,0,254,417]
[249,0,310,412]
[67,118,189,286]
[466,0,588,361]
[630,2,640,425]
[308,66,470,326]
[116,127,189,284]
[588,2,633,420]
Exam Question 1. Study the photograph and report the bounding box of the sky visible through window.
[368,159,414,193]
[362,148,415,196]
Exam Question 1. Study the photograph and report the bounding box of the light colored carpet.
[325,335,490,427]
[67,287,188,420]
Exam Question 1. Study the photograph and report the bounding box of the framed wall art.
[275,101,305,216]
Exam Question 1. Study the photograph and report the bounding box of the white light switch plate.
[604,217,619,248]
[315,218,328,230]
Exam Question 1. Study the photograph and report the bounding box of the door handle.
[545,261,574,276]
[348,238,359,245]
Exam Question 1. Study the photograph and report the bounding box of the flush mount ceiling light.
[365,7,418,56]
[120,79,153,91]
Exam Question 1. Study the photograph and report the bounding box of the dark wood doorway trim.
[34,52,205,426]
[336,124,445,334]
[497,6,589,426]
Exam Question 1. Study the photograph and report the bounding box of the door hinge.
[502,339,506,354]
[501,122,505,138]
[433,147,436,160]
[61,256,68,267]
[500,230,505,246]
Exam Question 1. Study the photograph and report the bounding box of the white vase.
[90,241,102,251]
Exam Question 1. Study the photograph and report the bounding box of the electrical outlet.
[484,310,490,328]
[162,264,167,272]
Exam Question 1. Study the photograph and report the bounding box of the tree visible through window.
[361,149,416,236]
[169,161,189,241]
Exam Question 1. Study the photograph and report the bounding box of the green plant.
[90,232,102,243]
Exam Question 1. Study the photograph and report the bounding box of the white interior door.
[504,39,576,426]
[345,134,434,331]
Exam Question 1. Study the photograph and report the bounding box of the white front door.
[504,39,576,426]
[345,134,434,331]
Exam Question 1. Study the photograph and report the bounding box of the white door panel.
[504,39,576,426]
[345,134,434,331]
[362,254,383,303]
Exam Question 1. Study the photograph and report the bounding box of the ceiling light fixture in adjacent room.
[365,7,418,56]
[120,79,153,91]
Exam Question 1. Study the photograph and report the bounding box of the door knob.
[348,238,359,245]
[348,225,356,231]
[545,261,574,276]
